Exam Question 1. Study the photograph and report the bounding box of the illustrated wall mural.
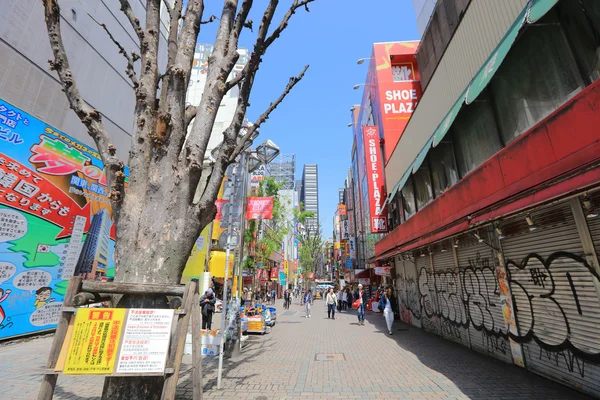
[0,99,127,340]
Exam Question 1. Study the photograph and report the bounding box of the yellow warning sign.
[63,308,126,374]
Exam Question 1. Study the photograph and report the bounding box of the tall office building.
[269,153,296,190]
[300,164,319,234]
[74,209,112,280]
[186,43,249,156]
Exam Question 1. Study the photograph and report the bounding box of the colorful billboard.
[0,98,128,340]
[363,126,387,233]
[366,42,422,164]
[246,197,274,220]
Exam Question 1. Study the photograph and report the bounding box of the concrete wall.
[0,0,171,161]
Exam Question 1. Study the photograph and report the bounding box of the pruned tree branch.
[185,104,197,128]
[96,22,139,88]
[118,0,144,42]
[201,15,217,24]
[42,0,125,218]
[265,0,314,48]
[230,65,309,161]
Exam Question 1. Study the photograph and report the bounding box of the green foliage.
[243,177,289,272]
[294,202,323,277]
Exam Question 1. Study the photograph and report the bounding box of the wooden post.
[37,276,82,400]
[161,281,196,399]
[191,279,203,399]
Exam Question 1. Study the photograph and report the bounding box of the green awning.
[384,168,412,206]
[432,90,466,147]
[527,0,560,23]
[412,137,433,173]
[465,6,528,104]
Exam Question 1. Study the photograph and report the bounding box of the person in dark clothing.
[200,289,217,330]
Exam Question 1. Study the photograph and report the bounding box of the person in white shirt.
[379,286,398,335]
[341,290,348,311]
[326,288,338,319]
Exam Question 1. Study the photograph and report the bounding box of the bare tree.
[42,0,313,398]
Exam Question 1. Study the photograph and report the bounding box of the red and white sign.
[358,278,371,286]
[363,126,388,233]
[374,267,391,277]
[246,197,274,220]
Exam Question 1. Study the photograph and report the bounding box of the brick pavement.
[0,299,592,400]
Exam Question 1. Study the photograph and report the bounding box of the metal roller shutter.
[397,257,422,328]
[457,233,513,364]
[431,249,471,347]
[500,201,600,396]
[415,252,441,335]
[585,190,600,262]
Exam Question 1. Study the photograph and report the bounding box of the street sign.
[219,230,240,250]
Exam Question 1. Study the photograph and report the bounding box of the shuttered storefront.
[455,233,513,364]
[415,251,440,335]
[431,247,471,347]
[500,201,600,396]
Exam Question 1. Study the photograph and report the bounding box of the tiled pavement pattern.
[1,300,592,400]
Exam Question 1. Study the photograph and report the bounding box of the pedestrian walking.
[345,287,353,310]
[271,288,277,305]
[379,286,398,335]
[326,288,338,319]
[303,289,312,318]
[341,289,348,311]
[336,289,343,312]
[284,289,291,309]
[354,284,367,326]
[200,289,216,330]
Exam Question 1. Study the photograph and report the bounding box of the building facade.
[186,43,249,155]
[300,164,319,234]
[74,209,112,280]
[0,0,172,161]
[379,0,600,396]
[348,42,422,282]
[269,153,296,190]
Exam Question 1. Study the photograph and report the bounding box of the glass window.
[414,165,434,210]
[491,12,585,145]
[452,92,503,177]
[429,142,459,197]
[559,0,600,83]
[401,177,417,220]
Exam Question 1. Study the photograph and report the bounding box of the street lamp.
[357,58,371,65]
[255,139,280,164]
[353,84,365,90]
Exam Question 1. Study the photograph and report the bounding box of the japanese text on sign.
[63,308,126,374]
[116,309,174,374]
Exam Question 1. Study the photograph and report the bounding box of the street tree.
[42,0,314,398]
[294,204,324,281]
[243,177,289,291]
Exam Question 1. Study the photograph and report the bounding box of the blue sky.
[197,1,419,238]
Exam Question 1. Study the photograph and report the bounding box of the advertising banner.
[363,126,388,233]
[341,219,350,240]
[373,267,391,277]
[349,237,356,259]
[0,99,127,340]
[338,204,347,216]
[245,197,274,220]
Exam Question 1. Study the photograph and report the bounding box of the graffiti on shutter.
[456,234,513,364]
[396,257,422,328]
[416,252,441,335]
[501,202,600,397]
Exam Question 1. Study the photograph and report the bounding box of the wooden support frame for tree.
[37,277,203,400]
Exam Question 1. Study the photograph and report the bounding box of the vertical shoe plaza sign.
[363,126,388,233]
[0,98,129,340]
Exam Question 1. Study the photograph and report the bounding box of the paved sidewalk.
[1,299,592,399]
